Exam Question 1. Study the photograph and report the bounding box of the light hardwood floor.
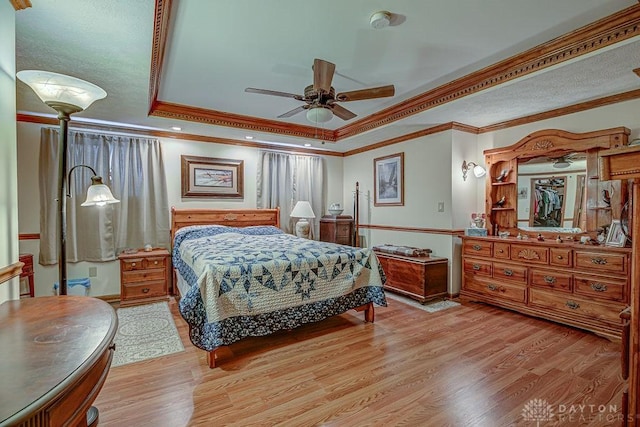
[95,297,625,426]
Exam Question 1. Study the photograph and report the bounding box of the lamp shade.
[306,107,333,123]
[81,176,120,207]
[473,164,487,178]
[553,159,570,168]
[290,201,315,219]
[16,70,107,110]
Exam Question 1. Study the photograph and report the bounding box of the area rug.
[112,301,184,367]
[385,292,461,313]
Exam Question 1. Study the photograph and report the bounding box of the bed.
[170,207,387,368]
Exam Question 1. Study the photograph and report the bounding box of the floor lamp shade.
[81,176,120,207]
[291,201,316,239]
[16,70,107,111]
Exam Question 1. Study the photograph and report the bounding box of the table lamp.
[290,201,315,239]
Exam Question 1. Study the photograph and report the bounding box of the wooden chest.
[374,251,448,303]
[118,248,171,306]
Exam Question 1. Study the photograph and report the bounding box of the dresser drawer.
[574,275,626,302]
[529,288,624,324]
[463,239,493,257]
[550,247,572,267]
[463,259,492,276]
[144,256,167,269]
[492,262,527,284]
[122,268,166,284]
[121,257,145,271]
[494,242,510,259]
[510,244,549,264]
[464,276,526,303]
[122,280,167,299]
[530,269,572,292]
[574,251,627,274]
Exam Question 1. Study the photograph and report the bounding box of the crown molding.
[149,3,640,142]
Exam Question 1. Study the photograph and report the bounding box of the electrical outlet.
[437,202,445,212]
[89,267,97,277]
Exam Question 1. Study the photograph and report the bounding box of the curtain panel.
[39,128,169,264]
[257,151,324,238]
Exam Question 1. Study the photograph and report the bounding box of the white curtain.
[39,128,169,264]
[257,151,324,238]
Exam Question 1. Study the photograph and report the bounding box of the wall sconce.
[462,160,487,181]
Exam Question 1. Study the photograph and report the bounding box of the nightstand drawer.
[144,256,167,269]
[122,281,167,299]
[121,257,145,271]
[122,269,165,284]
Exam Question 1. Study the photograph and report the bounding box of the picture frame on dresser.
[181,155,244,198]
[374,152,404,206]
[605,219,627,247]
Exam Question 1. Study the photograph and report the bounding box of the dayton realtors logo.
[521,399,628,425]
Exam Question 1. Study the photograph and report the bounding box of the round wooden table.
[0,296,118,426]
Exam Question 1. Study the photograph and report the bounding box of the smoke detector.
[370,11,391,29]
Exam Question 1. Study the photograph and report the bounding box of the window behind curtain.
[257,151,324,238]
[39,128,170,264]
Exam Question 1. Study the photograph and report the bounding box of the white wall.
[17,122,344,297]
[0,3,19,303]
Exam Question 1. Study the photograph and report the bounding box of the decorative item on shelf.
[291,201,316,239]
[602,189,611,207]
[144,244,153,252]
[605,219,627,247]
[328,203,343,216]
[461,160,486,181]
[556,235,563,243]
[495,169,510,182]
[537,234,545,241]
[498,231,510,239]
[494,196,506,207]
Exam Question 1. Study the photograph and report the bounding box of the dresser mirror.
[483,127,629,237]
[516,155,587,232]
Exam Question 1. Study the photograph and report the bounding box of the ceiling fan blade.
[277,105,307,118]
[245,87,302,100]
[336,85,395,102]
[313,59,335,93]
[331,104,357,120]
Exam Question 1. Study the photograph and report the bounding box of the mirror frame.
[483,127,629,238]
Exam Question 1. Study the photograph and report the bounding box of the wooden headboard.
[170,207,281,244]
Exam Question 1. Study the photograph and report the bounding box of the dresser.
[320,215,354,246]
[119,248,171,306]
[18,253,34,298]
[461,236,630,339]
[375,251,448,303]
[0,296,117,426]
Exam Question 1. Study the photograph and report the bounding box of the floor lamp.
[16,70,116,296]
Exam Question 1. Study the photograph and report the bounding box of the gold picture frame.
[181,155,244,198]
[374,152,404,206]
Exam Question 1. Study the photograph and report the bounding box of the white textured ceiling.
[15,0,640,153]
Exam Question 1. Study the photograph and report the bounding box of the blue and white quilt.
[173,225,387,351]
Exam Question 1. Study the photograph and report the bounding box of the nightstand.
[118,248,170,306]
[320,215,354,246]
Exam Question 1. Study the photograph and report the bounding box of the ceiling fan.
[550,153,578,168]
[245,58,395,123]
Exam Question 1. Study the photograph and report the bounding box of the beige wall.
[17,122,344,297]
[0,3,19,303]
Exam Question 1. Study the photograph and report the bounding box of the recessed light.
[171,126,182,131]
[245,136,254,140]
[304,143,312,147]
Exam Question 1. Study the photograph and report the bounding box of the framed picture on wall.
[374,152,404,206]
[181,155,244,198]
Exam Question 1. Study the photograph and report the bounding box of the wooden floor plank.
[94,297,625,426]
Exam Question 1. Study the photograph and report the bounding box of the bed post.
[354,182,359,247]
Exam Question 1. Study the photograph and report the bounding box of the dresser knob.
[132,262,136,267]
[498,249,504,253]
[472,244,482,251]
[154,261,158,265]
[556,255,563,260]
[472,264,481,271]
[591,257,607,265]
[142,288,150,293]
[544,276,556,284]
[591,283,608,292]
[503,269,513,276]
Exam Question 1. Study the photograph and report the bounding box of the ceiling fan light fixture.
[370,11,391,29]
[554,159,570,168]
[306,106,333,123]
